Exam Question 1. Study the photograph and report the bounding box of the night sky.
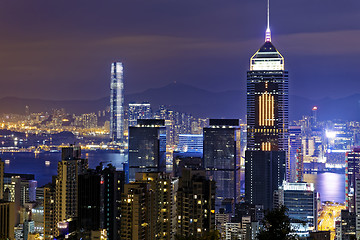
[0,0,359,100]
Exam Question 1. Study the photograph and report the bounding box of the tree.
[257,205,298,240]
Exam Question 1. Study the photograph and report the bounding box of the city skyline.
[0,0,358,101]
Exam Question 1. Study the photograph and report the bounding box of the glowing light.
[326,130,336,139]
[312,106,318,111]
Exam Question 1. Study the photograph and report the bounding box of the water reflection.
[304,173,345,204]
[2,152,127,186]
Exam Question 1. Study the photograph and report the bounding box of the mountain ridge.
[0,83,359,121]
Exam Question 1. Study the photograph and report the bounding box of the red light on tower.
[312,106,318,111]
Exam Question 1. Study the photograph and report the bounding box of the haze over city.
[0,0,359,101]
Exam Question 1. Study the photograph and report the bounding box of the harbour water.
[1,152,127,186]
[2,152,345,203]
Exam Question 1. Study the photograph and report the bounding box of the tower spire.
[265,0,271,42]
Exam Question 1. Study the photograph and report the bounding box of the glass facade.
[110,62,124,143]
[245,37,288,210]
[128,119,166,181]
[346,148,360,212]
[203,120,241,212]
[276,182,317,233]
[128,103,152,127]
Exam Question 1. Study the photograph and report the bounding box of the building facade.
[128,119,166,181]
[245,11,288,210]
[203,119,241,212]
[346,148,360,212]
[78,164,125,240]
[110,62,125,143]
[177,168,216,238]
[55,146,88,235]
[274,181,318,236]
[128,103,152,127]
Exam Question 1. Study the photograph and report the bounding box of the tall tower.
[55,146,88,232]
[203,119,241,213]
[110,62,125,143]
[128,119,166,181]
[245,0,288,210]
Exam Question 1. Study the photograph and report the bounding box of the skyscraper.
[274,181,318,235]
[245,1,288,210]
[128,102,152,127]
[346,148,360,212]
[110,62,125,143]
[55,146,88,233]
[128,119,166,181]
[289,126,302,182]
[203,119,241,212]
[177,168,216,238]
[78,164,125,240]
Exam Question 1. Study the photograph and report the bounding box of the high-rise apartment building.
[346,148,360,212]
[245,2,288,210]
[128,119,166,181]
[43,179,56,240]
[177,168,216,238]
[203,119,241,212]
[120,172,177,240]
[128,103,152,127]
[55,146,88,233]
[110,62,125,143]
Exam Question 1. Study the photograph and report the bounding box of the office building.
[128,102,152,127]
[128,119,166,181]
[289,126,302,182]
[173,152,202,178]
[110,62,125,143]
[295,148,304,182]
[337,210,356,240]
[178,134,203,153]
[274,181,318,236]
[203,119,241,212]
[55,146,88,232]
[346,148,360,212]
[177,168,216,238]
[0,201,15,240]
[78,164,125,240]
[245,2,288,210]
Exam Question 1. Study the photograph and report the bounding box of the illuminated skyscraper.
[128,119,166,181]
[110,62,125,143]
[55,146,88,233]
[128,102,152,127]
[203,119,241,212]
[245,1,288,210]
[346,148,360,212]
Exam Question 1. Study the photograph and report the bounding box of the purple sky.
[0,0,359,100]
